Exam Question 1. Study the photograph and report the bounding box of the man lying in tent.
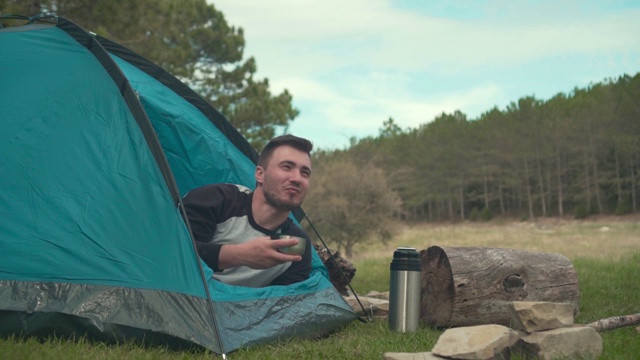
[182,135,313,287]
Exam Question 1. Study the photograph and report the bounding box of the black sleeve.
[181,185,226,272]
[271,231,312,286]
[195,242,223,272]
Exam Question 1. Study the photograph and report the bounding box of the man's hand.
[218,236,303,270]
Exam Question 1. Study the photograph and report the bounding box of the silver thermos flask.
[388,246,421,332]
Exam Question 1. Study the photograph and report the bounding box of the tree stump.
[420,246,580,328]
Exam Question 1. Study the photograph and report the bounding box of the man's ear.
[255,165,265,185]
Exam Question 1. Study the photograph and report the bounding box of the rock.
[379,296,610,359]
[365,290,389,299]
[520,326,603,360]
[343,295,389,319]
[431,324,520,360]
[383,352,444,360]
[509,301,575,333]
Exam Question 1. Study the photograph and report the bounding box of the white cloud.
[211,0,640,149]
[215,0,640,75]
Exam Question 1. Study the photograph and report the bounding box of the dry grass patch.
[351,215,640,261]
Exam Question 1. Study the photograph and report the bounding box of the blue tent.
[0,16,357,354]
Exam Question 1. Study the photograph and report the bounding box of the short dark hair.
[258,134,313,168]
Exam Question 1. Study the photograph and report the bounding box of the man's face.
[256,145,311,211]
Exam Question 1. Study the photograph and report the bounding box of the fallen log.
[587,313,640,332]
[420,246,580,328]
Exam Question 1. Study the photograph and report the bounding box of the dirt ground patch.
[351,214,640,261]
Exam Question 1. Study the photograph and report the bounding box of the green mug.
[277,235,307,256]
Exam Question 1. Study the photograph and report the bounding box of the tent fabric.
[0,281,217,350]
[109,52,257,194]
[0,17,357,354]
[0,22,202,296]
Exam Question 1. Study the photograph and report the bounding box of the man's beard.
[263,186,303,211]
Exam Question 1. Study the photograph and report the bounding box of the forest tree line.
[313,73,640,225]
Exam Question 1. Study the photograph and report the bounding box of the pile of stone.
[383,301,603,360]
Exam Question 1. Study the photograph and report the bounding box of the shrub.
[480,207,493,222]
[469,207,480,222]
[615,200,631,216]
[574,204,589,219]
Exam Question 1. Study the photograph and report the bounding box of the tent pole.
[302,212,371,322]
[177,200,228,356]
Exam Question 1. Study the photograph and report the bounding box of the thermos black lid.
[390,247,421,271]
[393,246,419,259]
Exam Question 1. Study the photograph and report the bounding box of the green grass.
[350,257,392,295]
[574,253,640,320]
[572,253,640,360]
[1,220,639,359]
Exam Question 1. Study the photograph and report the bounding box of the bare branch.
[586,313,640,332]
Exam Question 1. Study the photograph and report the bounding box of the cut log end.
[420,246,454,326]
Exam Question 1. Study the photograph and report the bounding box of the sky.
[212,0,640,150]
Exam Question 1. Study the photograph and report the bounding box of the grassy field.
[352,215,640,262]
[1,216,639,359]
